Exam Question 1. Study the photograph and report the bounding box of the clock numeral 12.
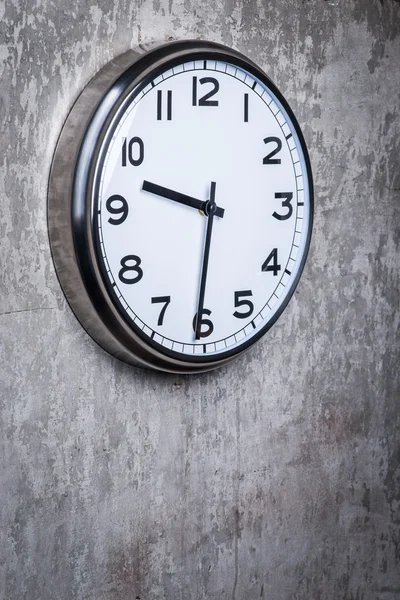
[122,137,144,167]
[192,77,219,106]
[157,90,172,121]
[262,248,281,276]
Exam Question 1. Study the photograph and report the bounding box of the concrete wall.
[1,1,399,598]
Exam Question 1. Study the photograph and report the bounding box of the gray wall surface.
[1,0,399,599]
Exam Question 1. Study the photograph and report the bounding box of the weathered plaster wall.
[1,1,399,599]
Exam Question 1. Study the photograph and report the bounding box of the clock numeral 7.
[122,137,144,167]
[151,296,171,326]
[262,248,281,276]
[192,77,219,106]
[233,290,254,319]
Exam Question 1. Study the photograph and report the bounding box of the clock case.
[48,40,313,374]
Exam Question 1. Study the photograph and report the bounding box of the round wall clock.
[48,40,313,374]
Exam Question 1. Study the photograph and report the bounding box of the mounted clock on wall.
[48,40,313,374]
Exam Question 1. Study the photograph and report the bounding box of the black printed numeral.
[106,194,128,225]
[263,137,282,165]
[122,137,144,167]
[151,296,171,326]
[118,255,143,284]
[273,192,293,221]
[192,309,214,338]
[233,290,254,319]
[192,77,219,106]
[262,249,281,276]
[157,90,172,121]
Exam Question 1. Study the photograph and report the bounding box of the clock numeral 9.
[193,308,214,338]
[233,290,254,319]
[273,192,293,221]
[262,248,281,276]
[192,77,219,106]
[122,137,144,167]
[106,194,128,225]
[263,137,282,165]
[118,255,143,284]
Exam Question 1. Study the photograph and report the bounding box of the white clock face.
[93,57,311,360]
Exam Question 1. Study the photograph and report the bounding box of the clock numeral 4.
[262,248,281,276]
[106,194,128,225]
[151,296,171,326]
[192,77,219,107]
[263,137,282,165]
[122,137,144,167]
[118,255,143,284]
[193,308,214,338]
[233,290,254,319]
[273,192,293,221]
[157,90,172,121]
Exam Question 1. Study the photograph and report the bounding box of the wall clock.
[48,40,313,374]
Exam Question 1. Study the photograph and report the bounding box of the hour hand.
[142,180,225,218]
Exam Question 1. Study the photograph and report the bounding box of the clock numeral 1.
[272,192,293,221]
[122,137,144,167]
[233,290,254,319]
[157,90,172,121]
[263,137,282,165]
[118,255,143,284]
[151,296,171,326]
[106,194,128,225]
[192,308,214,338]
[244,93,249,122]
[262,248,281,276]
[192,77,219,106]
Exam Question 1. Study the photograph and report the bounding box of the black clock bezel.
[49,40,314,373]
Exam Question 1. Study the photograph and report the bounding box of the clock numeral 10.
[262,248,281,276]
[122,137,144,167]
[192,77,219,106]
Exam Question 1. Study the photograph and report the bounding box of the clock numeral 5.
[118,255,143,284]
[151,296,171,326]
[122,137,144,167]
[262,248,281,276]
[193,309,214,338]
[263,137,282,165]
[106,194,128,225]
[233,290,254,319]
[273,192,293,221]
[192,77,219,107]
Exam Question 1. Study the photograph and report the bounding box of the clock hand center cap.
[204,200,217,216]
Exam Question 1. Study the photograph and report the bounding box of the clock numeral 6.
[106,194,128,225]
[192,77,219,107]
[193,308,214,338]
[233,290,254,319]
[273,192,293,221]
[263,136,282,165]
[262,248,281,276]
[118,255,143,284]
[122,137,144,167]
[151,296,171,326]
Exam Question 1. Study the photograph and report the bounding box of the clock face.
[93,55,312,362]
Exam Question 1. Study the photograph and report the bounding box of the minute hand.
[142,180,225,218]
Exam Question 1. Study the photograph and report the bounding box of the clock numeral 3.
[263,137,282,165]
[118,255,143,284]
[106,194,128,225]
[157,90,172,121]
[233,290,254,319]
[273,192,293,221]
[151,296,171,326]
[122,137,144,167]
[262,248,281,276]
[192,77,219,107]
[193,308,214,338]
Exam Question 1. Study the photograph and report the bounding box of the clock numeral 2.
[122,137,144,167]
[262,248,281,276]
[192,77,219,106]
[193,308,214,338]
[151,296,171,326]
[157,90,172,121]
[106,194,128,225]
[273,192,293,221]
[118,255,143,284]
[233,290,254,319]
[263,137,282,165]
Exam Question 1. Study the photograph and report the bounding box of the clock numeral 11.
[157,90,172,121]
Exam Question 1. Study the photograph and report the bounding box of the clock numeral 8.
[193,308,214,338]
[118,255,143,284]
